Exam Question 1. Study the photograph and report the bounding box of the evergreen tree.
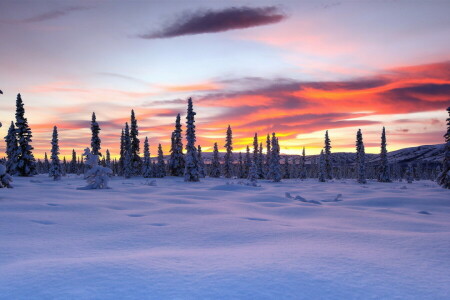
[0,164,13,188]
[105,149,111,169]
[253,133,259,176]
[258,142,264,178]
[318,150,326,182]
[224,125,233,178]
[43,152,50,173]
[324,130,332,179]
[122,123,133,179]
[247,160,258,186]
[156,143,166,178]
[300,147,307,179]
[119,129,125,176]
[265,134,271,178]
[270,133,282,182]
[184,97,200,182]
[437,106,450,189]
[237,152,244,178]
[4,121,18,175]
[245,145,252,178]
[70,149,77,174]
[130,109,141,174]
[142,137,152,178]
[49,126,62,181]
[210,142,221,178]
[90,112,101,156]
[197,145,206,178]
[378,126,391,182]
[62,157,67,176]
[15,94,36,176]
[356,129,367,184]
[168,114,185,176]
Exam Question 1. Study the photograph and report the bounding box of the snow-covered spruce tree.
[155,143,166,178]
[15,94,36,176]
[142,137,152,178]
[168,114,185,176]
[356,129,367,184]
[258,142,264,178]
[210,142,221,178]
[265,134,271,178]
[378,126,391,182]
[90,112,101,157]
[43,152,50,173]
[198,145,206,178]
[237,152,244,178]
[105,149,111,169]
[224,125,234,178]
[62,157,67,177]
[437,106,450,189]
[48,126,61,180]
[119,129,125,176]
[300,147,307,179]
[78,148,112,189]
[130,109,141,174]
[70,149,77,174]
[184,97,200,182]
[270,133,282,182]
[247,160,258,186]
[318,150,326,182]
[324,130,332,179]
[406,163,413,184]
[122,123,133,179]
[252,133,260,177]
[4,121,18,175]
[0,164,13,188]
[244,145,251,178]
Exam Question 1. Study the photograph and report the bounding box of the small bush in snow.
[0,164,13,188]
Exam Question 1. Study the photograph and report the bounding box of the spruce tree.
[156,143,166,178]
[258,142,264,178]
[318,150,326,182]
[265,134,271,178]
[4,121,18,175]
[91,112,101,156]
[437,106,450,189]
[378,126,391,182]
[43,152,50,173]
[406,164,414,184]
[247,160,258,186]
[210,142,221,178]
[356,129,367,184]
[300,147,307,179]
[168,114,185,176]
[197,145,206,178]
[130,109,141,174]
[142,137,152,178]
[70,149,77,174]
[270,133,282,182]
[105,149,111,169]
[237,152,244,178]
[15,93,36,176]
[245,145,252,178]
[253,133,259,176]
[184,97,200,182]
[119,129,125,176]
[324,130,332,179]
[122,123,133,179]
[224,125,233,178]
[49,126,62,181]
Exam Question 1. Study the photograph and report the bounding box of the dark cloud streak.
[140,6,286,39]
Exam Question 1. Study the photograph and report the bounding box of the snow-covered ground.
[1,175,449,299]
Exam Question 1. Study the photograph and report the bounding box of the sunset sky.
[0,0,449,158]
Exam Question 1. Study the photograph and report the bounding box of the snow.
[1,176,449,299]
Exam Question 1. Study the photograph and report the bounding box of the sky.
[0,0,449,158]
